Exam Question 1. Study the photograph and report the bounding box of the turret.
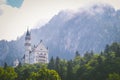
[13,59,19,67]
[25,29,31,48]
[24,29,31,63]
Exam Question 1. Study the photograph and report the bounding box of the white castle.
[23,29,48,64]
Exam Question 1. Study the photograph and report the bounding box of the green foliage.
[104,42,120,57]
[0,67,17,80]
[28,68,61,80]
[48,56,67,80]
[1,42,120,80]
[4,62,8,69]
[66,60,74,80]
[4,67,17,80]
[0,67,4,79]
[108,73,120,80]
[47,42,120,80]
[15,63,42,80]
[48,56,55,69]
[15,63,61,80]
[73,51,81,73]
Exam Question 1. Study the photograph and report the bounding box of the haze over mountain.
[0,4,120,66]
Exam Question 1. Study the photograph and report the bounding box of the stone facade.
[23,29,48,64]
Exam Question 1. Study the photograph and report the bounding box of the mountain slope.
[31,4,120,58]
[0,4,120,65]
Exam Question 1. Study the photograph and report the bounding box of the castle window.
[40,53,43,55]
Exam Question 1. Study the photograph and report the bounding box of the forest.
[0,42,120,80]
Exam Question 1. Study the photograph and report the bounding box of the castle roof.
[34,40,48,52]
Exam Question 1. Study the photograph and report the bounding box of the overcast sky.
[0,0,120,41]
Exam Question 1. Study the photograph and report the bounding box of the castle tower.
[23,29,48,64]
[13,59,19,67]
[24,29,31,63]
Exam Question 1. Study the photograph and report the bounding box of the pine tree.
[55,56,60,72]
[48,56,55,69]
[4,62,8,69]
[66,60,74,80]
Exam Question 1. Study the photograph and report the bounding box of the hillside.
[0,4,120,65]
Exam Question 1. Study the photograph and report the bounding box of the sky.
[0,0,120,41]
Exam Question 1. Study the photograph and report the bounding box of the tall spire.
[26,28,30,36]
[25,27,31,40]
[24,27,31,64]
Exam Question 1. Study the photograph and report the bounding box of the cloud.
[0,0,6,5]
[6,0,24,8]
[0,8,3,15]
[0,0,5,15]
[0,0,24,16]
[0,0,6,15]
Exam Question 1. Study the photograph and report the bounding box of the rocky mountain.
[0,4,120,66]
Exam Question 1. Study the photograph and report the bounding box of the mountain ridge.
[0,4,120,66]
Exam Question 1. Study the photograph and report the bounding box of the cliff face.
[0,4,120,65]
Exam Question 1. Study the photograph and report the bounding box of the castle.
[22,29,48,64]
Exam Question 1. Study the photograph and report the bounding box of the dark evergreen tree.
[84,51,93,63]
[75,51,80,57]
[4,62,8,69]
[48,56,55,70]
[57,59,67,80]
[17,62,22,68]
[55,56,60,75]
[66,60,74,80]
[97,56,103,65]
[104,44,109,53]
[109,42,120,57]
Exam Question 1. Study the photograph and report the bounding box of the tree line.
[48,42,120,80]
[0,42,120,80]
